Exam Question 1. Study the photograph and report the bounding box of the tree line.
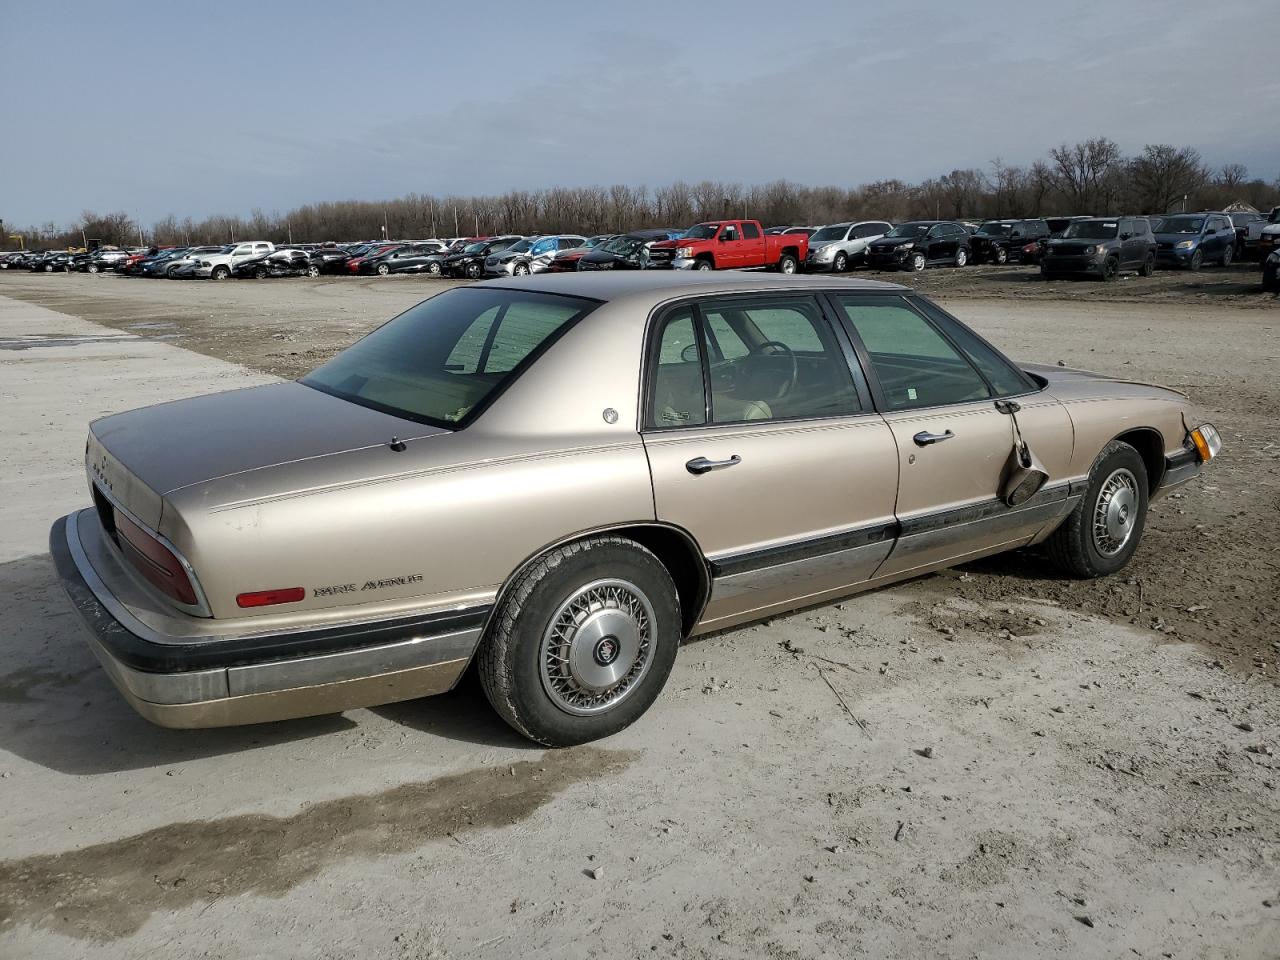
[6,138,1278,251]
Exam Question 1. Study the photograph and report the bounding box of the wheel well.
[1114,428,1166,492]
[696,253,714,265]
[612,525,710,637]
[781,246,799,260]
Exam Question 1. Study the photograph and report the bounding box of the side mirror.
[1119,233,1132,241]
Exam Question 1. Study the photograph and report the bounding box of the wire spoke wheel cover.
[540,578,655,716]
[1092,467,1139,557]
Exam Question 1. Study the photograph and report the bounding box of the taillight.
[236,587,305,608]
[113,510,199,606]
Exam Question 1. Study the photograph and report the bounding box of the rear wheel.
[254,267,268,280]
[1221,245,1233,267]
[428,261,442,276]
[376,263,390,276]
[1140,253,1155,277]
[832,251,848,273]
[478,536,681,746]
[1040,265,1057,280]
[777,254,798,274]
[88,263,100,274]
[1046,441,1148,578]
[211,265,230,281]
[306,264,320,278]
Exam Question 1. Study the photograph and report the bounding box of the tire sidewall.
[482,539,681,746]
[1076,444,1149,576]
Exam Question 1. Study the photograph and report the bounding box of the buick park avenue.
[52,273,1220,745]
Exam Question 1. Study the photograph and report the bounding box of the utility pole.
[454,205,459,237]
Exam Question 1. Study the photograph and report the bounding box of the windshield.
[1063,221,1119,240]
[601,237,644,256]
[684,224,720,240]
[505,238,534,254]
[809,225,848,242]
[885,224,930,239]
[462,242,486,254]
[1156,216,1204,234]
[302,288,597,428]
[976,222,1012,236]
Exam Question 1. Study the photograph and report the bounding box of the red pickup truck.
[647,220,807,273]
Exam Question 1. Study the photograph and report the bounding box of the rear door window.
[741,222,760,240]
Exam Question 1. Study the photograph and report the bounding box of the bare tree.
[1047,137,1123,212]
[1128,144,1209,214]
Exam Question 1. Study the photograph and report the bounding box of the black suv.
[1040,217,1157,281]
[969,219,1050,264]
[865,221,971,271]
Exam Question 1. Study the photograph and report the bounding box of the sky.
[2,1,1278,229]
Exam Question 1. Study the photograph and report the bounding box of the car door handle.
[686,455,741,475]
[913,430,955,446]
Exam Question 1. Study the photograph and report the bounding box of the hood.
[872,236,917,248]
[89,381,448,501]
[1154,232,1201,243]
[648,238,682,251]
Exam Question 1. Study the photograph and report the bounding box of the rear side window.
[836,297,991,410]
[741,222,760,239]
[651,308,706,428]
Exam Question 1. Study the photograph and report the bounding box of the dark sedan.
[576,230,681,271]
[865,221,971,271]
[231,249,319,279]
[441,236,523,279]
[360,243,447,275]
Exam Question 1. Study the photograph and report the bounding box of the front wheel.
[466,262,483,279]
[1101,257,1119,282]
[306,264,320,278]
[993,246,1008,265]
[909,251,927,272]
[428,261,442,276]
[777,254,798,274]
[478,536,681,746]
[513,262,531,277]
[376,263,390,276]
[832,251,848,273]
[694,259,714,271]
[1188,250,1203,271]
[1045,441,1149,578]
[211,265,230,281]
[88,264,100,274]
[954,247,968,267]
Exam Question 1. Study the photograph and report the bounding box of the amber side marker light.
[237,587,306,608]
[1190,423,1221,463]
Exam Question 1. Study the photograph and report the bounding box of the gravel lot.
[0,268,1276,959]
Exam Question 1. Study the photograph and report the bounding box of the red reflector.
[237,587,306,608]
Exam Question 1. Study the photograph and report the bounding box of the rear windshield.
[301,288,597,428]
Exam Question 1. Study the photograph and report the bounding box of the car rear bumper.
[50,510,487,728]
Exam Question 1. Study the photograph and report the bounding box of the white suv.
[194,242,275,280]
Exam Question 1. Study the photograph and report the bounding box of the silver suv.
[486,235,588,276]
[805,221,892,272]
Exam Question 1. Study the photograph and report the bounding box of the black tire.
[428,261,442,276]
[1140,253,1155,278]
[777,253,798,274]
[1221,245,1233,268]
[1040,265,1057,280]
[306,264,320,278]
[993,246,1008,265]
[376,263,390,276]
[954,246,968,267]
[211,265,230,281]
[478,536,682,746]
[909,251,927,272]
[1101,256,1119,282]
[694,258,714,271]
[832,251,848,273]
[1188,249,1203,271]
[167,265,181,279]
[87,264,100,274]
[513,262,531,277]
[254,267,268,280]
[1045,441,1149,578]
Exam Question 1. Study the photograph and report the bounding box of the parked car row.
[4,208,1276,287]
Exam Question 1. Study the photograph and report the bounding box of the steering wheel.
[754,340,798,399]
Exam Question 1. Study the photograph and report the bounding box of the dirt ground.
[0,269,1277,959]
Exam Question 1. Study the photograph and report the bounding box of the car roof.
[472,271,910,303]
